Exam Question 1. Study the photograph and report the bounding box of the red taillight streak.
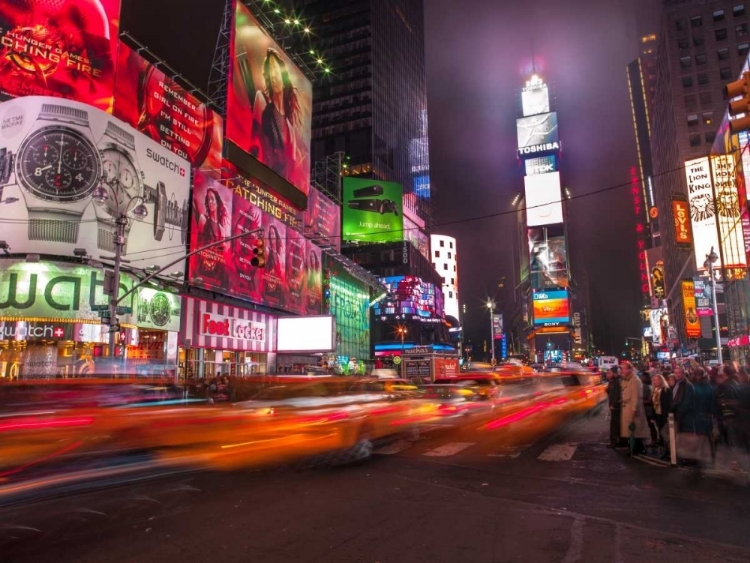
[0,440,84,478]
[0,417,94,432]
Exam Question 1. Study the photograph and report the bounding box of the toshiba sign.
[201,312,265,343]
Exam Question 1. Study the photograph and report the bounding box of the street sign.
[91,304,110,311]
[98,306,132,318]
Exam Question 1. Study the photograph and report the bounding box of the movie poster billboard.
[226,0,312,196]
[342,178,403,242]
[685,157,721,272]
[113,44,223,175]
[189,170,321,316]
[0,96,190,275]
[528,226,568,289]
[0,1,121,111]
[303,185,341,252]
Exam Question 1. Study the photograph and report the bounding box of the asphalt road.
[1,405,748,563]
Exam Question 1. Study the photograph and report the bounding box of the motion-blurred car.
[418,384,496,425]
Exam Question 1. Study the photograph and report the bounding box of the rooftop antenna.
[531,36,537,76]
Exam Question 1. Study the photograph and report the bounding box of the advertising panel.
[651,265,666,300]
[524,155,557,176]
[524,172,564,227]
[403,215,430,260]
[737,131,750,263]
[532,289,569,326]
[492,314,503,340]
[342,178,403,243]
[692,277,713,317]
[226,0,312,196]
[528,226,568,289]
[522,84,550,117]
[373,276,444,323]
[517,112,559,155]
[672,197,693,247]
[685,157,721,271]
[649,308,667,346]
[325,265,370,362]
[711,154,747,270]
[681,280,701,338]
[0,0,121,111]
[189,170,321,316]
[112,44,223,174]
[0,96,190,275]
[277,315,335,353]
[303,185,341,252]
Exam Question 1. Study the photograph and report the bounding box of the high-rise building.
[650,0,748,348]
[286,0,433,227]
[430,234,460,321]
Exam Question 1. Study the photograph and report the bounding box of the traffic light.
[726,71,750,133]
[251,237,266,267]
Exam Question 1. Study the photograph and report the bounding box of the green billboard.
[342,178,403,242]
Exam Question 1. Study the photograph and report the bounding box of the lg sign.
[201,313,265,342]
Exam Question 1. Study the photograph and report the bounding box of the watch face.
[149,293,171,327]
[98,146,142,216]
[17,125,101,203]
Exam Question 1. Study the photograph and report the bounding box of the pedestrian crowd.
[605,359,750,472]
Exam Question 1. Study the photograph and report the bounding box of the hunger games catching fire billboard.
[226,0,312,197]
[0,0,121,111]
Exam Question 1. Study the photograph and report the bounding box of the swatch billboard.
[342,178,403,243]
[189,170,321,316]
[0,95,190,275]
[113,44,223,175]
[226,0,312,197]
[532,290,570,326]
[0,0,121,111]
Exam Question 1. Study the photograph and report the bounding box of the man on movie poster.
[0,0,120,110]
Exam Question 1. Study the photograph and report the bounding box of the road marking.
[538,443,578,461]
[423,442,475,457]
[488,446,527,458]
[561,517,584,563]
[373,440,413,455]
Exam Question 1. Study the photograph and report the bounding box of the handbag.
[675,432,713,462]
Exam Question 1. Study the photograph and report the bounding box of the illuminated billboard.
[342,178,403,243]
[0,96,190,275]
[189,170,322,316]
[226,0,312,197]
[681,280,701,338]
[711,154,747,270]
[525,155,557,176]
[524,172,564,227]
[517,112,559,155]
[373,276,444,323]
[113,44,223,174]
[303,185,341,252]
[528,226,568,289]
[325,264,371,362]
[693,277,712,316]
[0,1,121,111]
[532,289,570,326]
[649,308,667,345]
[685,157,721,272]
[671,197,693,247]
[277,316,335,353]
[522,83,550,116]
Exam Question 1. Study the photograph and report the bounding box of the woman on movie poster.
[193,182,230,288]
[262,218,286,308]
[306,246,322,315]
[286,232,307,314]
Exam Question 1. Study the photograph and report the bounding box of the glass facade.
[324,263,371,363]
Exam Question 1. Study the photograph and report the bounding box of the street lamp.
[703,247,723,364]
[486,299,496,365]
[396,326,407,356]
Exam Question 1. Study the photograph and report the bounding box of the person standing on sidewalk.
[671,366,696,433]
[620,361,650,455]
[651,373,672,445]
[606,367,622,448]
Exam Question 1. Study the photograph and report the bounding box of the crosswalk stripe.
[538,443,577,461]
[423,442,475,457]
[373,440,413,455]
[488,445,529,458]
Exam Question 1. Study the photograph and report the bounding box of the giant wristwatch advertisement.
[0,96,191,276]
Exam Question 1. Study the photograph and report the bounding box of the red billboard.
[226,0,312,197]
[303,186,341,252]
[113,44,223,174]
[189,170,321,316]
[0,0,121,110]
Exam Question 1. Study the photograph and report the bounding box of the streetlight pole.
[704,247,723,364]
[107,215,128,358]
[487,299,496,365]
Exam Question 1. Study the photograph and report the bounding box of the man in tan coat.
[620,361,650,455]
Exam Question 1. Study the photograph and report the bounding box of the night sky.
[121,0,660,356]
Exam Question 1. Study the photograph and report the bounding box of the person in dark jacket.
[692,367,715,458]
[715,365,743,454]
[606,367,623,447]
[641,371,657,445]
[650,373,672,444]
[670,366,696,433]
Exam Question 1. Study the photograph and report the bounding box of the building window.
[695,53,708,65]
[737,23,749,36]
[451,278,455,285]
[678,37,690,49]
[448,291,453,298]
[435,250,440,258]
[717,28,729,41]
[739,42,750,56]
[690,134,702,147]
[439,240,444,247]
[687,113,699,126]
[676,18,687,31]
[715,9,726,21]
[720,67,734,80]
[685,94,697,111]
[700,91,712,105]
[682,75,694,88]
[680,56,692,69]
[447,252,452,259]
[443,264,448,270]
[702,111,714,125]
[694,35,706,46]
[718,47,730,59]
[449,242,453,249]
[735,4,746,17]
[691,15,703,27]
[698,72,710,84]
[453,265,456,272]
[706,131,717,143]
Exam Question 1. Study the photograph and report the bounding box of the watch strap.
[104,121,136,150]
[0,148,12,185]
[98,226,129,254]
[39,104,89,128]
[28,219,79,243]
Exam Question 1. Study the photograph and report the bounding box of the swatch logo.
[146,148,187,177]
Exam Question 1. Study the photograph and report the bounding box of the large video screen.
[189,170,321,316]
[524,172,564,226]
[517,112,558,151]
[226,0,312,197]
[342,178,403,242]
[528,226,568,289]
[373,276,444,323]
[303,185,341,252]
[0,96,190,275]
[522,85,550,117]
[0,1,121,111]
[113,44,223,174]
[532,289,570,326]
